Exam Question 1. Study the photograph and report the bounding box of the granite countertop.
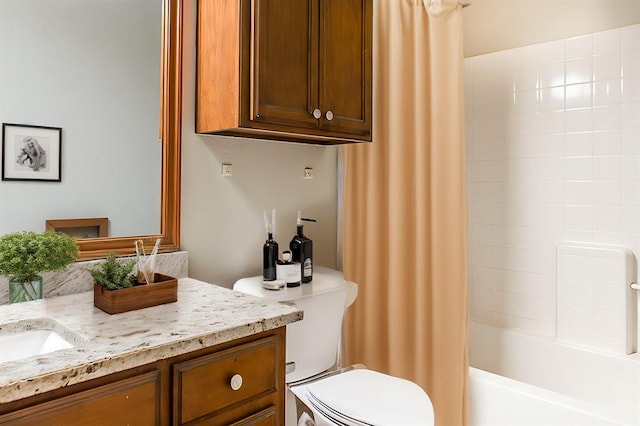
[0,278,302,404]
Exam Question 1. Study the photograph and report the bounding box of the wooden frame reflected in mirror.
[76,0,182,260]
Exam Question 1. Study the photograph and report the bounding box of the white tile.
[493,246,515,269]
[492,312,515,327]
[515,294,543,320]
[566,34,593,60]
[470,307,492,323]
[622,24,640,52]
[621,206,640,233]
[515,248,539,272]
[471,244,493,267]
[565,132,593,157]
[493,68,516,93]
[621,154,640,180]
[471,266,494,289]
[593,156,621,180]
[469,182,497,203]
[566,108,593,133]
[593,181,621,205]
[621,128,640,154]
[472,138,496,161]
[593,206,621,233]
[593,105,621,131]
[513,90,538,112]
[470,160,498,182]
[538,250,557,276]
[538,110,565,134]
[538,299,556,323]
[514,67,539,91]
[593,53,621,81]
[566,83,593,109]
[492,290,515,315]
[565,157,593,181]
[470,202,494,224]
[471,223,493,245]
[621,181,640,205]
[622,49,640,77]
[534,205,564,228]
[594,80,622,106]
[493,225,517,247]
[593,28,621,56]
[493,269,515,292]
[538,228,565,250]
[622,76,640,103]
[592,231,621,245]
[561,253,594,282]
[470,287,492,311]
[539,62,565,88]
[565,181,592,205]
[593,130,621,155]
[538,181,565,204]
[509,111,539,135]
[538,133,565,158]
[622,102,640,129]
[566,58,593,85]
[539,86,565,111]
[565,205,593,231]
[565,229,593,242]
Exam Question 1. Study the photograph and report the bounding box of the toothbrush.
[263,210,271,237]
[272,208,277,240]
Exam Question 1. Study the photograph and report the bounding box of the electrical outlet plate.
[304,167,313,179]
[222,163,233,176]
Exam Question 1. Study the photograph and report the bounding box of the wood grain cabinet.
[196,0,372,145]
[0,328,285,426]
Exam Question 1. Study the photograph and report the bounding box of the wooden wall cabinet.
[0,328,285,426]
[196,0,372,145]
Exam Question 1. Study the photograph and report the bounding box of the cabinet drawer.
[0,370,160,425]
[174,335,279,424]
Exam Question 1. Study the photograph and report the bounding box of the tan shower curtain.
[342,0,468,424]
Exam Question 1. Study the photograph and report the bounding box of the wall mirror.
[0,0,181,259]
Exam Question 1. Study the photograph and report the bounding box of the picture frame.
[1,123,62,182]
[46,218,109,239]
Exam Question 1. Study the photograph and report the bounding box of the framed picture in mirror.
[46,218,109,239]
[1,123,62,182]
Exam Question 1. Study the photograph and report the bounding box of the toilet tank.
[233,266,357,383]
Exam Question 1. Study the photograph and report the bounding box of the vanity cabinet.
[0,328,285,426]
[196,0,372,145]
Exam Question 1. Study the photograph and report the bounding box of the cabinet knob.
[230,374,243,391]
[325,110,334,121]
[312,108,322,119]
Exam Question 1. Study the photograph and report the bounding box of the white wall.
[180,0,338,287]
[463,0,640,57]
[0,0,161,237]
[465,23,640,339]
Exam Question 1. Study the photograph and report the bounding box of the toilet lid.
[305,369,434,426]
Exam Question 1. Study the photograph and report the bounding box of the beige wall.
[180,0,338,287]
[463,0,640,57]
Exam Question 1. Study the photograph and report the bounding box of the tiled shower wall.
[465,23,640,336]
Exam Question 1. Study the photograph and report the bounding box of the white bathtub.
[469,321,640,425]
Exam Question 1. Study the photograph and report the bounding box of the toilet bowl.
[233,266,434,426]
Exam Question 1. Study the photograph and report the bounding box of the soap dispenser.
[289,210,315,283]
[262,209,278,281]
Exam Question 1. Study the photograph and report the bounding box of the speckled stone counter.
[0,278,302,404]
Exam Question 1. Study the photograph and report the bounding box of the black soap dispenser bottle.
[263,209,278,281]
[289,210,315,283]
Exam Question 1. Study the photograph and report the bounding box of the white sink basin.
[0,329,74,363]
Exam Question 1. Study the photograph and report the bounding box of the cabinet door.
[0,371,160,426]
[249,0,320,129]
[319,0,372,138]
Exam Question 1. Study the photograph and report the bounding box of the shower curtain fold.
[342,0,468,424]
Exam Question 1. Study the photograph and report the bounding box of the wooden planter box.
[94,274,178,314]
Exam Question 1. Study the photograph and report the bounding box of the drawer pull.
[230,374,243,391]
[325,110,334,121]
[312,108,322,119]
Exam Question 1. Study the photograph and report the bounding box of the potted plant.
[89,253,177,315]
[0,231,78,303]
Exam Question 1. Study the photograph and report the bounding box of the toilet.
[233,266,434,426]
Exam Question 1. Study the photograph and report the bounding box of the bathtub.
[469,321,640,425]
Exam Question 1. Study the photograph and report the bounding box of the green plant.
[0,231,78,282]
[88,253,136,290]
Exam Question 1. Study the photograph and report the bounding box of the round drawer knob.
[230,374,243,391]
[325,110,334,121]
[312,108,322,119]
